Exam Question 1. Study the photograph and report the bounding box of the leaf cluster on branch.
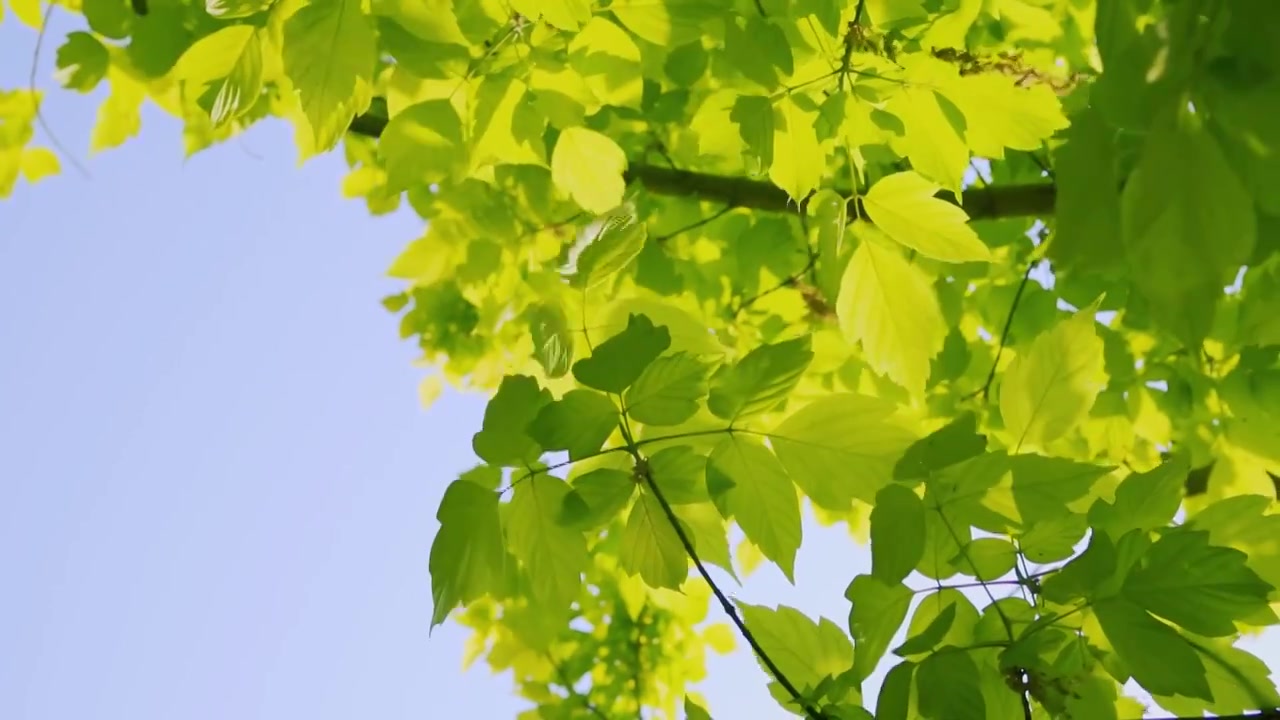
[6,0,1280,718]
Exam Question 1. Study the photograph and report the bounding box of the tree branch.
[344,110,1056,222]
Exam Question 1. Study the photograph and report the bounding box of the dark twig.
[29,4,90,179]
[734,253,820,317]
[653,204,735,243]
[964,258,1038,401]
[632,455,827,720]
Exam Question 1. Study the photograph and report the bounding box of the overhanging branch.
[346,110,1056,221]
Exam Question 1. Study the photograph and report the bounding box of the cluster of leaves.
[7,0,1280,717]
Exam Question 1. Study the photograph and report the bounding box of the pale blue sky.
[3,14,1278,720]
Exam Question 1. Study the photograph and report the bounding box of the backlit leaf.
[506,475,588,615]
[429,478,505,627]
[527,389,618,462]
[573,313,671,393]
[620,487,688,589]
[472,375,552,466]
[706,435,801,580]
[625,352,714,426]
[551,126,627,214]
[283,0,376,151]
[870,484,925,585]
[862,171,990,263]
[707,335,813,422]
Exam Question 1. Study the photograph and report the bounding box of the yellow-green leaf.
[947,72,1068,159]
[999,306,1107,453]
[551,126,627,214]
[283,0,376,151]
[506,475,588,614]
[568,17,644,110]
[768,96,822,202]
[837,223,946,397]
[706,435,801,581]
[620,487,689,589]
[862,171,990,263]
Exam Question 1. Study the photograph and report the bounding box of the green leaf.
[950,538,1016,581]
[869,484,925,584]
[528,302,574,378]
[731,94,774,171]
[1092,597,1213,701]
[767,97,823,202]
[845,574,912,683]
[1122,529,1274,637]
[999,306,1107,452]
[551,126,627,214]
[671,501,735,578]
[620,487,688,589]
[469,76,546,171]
[916,651,986,720]
[624,352,714,426]
[1121,118,1257,345]
[684,696,713,720]
[1049,107,1122,274]
[609,0,715,46]
[861,171,990,263]
[571,209,648,289]
[567,17,643,109]
[1153,637,1280,717]
[894,411,986,482]
[82,0,133,39]
[894,602,956,656]
[771,394,917,509]
[647,446,709,504]
[947,72,1068,159]
[874,662,915,720]
[1008,454,1112,525]
[206,0,272,18]
[723,16,793,90]
[429,478,505,627]
[1089,457,1188,539]
[572,313,671,393]
[706,436,801,580]
[527,389,618,462]
[837,223,947,397]
[54,32,110,93]
[173,26,265,128]
[707,335,813,421]
[378,99,465,190]
[506,475,588,614]
[472,375,552,466]
[561,467,635,529]
[1018,512,1088,563]
[508,0,591,31]
[887,57,969,195]
[738,602,855,702]
[283,0,376,151]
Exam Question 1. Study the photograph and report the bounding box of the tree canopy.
[5,0,1280,717]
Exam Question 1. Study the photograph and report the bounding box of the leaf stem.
[964,258,1038,402]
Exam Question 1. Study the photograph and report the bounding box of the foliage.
[7,0,1280,717]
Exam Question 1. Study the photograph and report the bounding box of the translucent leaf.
[707,335,813,421]
[646,446,709,504]
[737,602,854,702]
[561,468,635,530]
[83,0,133,39]
[685,696,713,720]
[572,313,671,393]
[1089,457,1188,539]
[1049,107,1122,274]
[768,96,823,202]
[874,662,915,720]
[894,411,986,482]
[672,502,735,578]
[568,17,643,109]
[206,0,272,18]
[527,389,618,461]
[723,16,793,90]
[429,479,505,627]
[1122,529,1274,637]
[506,475,588,615]
[1121,119,1256,345]
[1152,637,1280,717]
[609,0,714,45]
[869,484,925,585]
[837,223,947,397]
[916,651,986,720]
[1092,597,1213,701]
[950,538,1016,581]
[91,70,144,153]
[999,307,1107,453]
[470,77,547,171]
[901,589,978,654]
[895,602,956,656]
[625,352,714,426]
[508,0,591,31]
[947,72,1068,159]
[845,574,912,683]
[472,375,552,466]
[887,56,968,195]
[570,209,647,289]
[282,0,376,151]
[861,171,990,263]
[706,436,801,580]
[771,394,917,509]
[378,99,465,190]
[551,126,627,214]
[620,487,688,589]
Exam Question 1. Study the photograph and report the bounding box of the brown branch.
[344,110,1056,222]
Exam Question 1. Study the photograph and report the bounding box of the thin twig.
[652,204,735,243]
[633,454,827,720]
[29,3,90,179]
[964,258,1038,401]
[734,253,819,317]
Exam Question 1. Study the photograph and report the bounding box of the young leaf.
[572,313,671,393]
[429,479,505,628]
[527,302,574,378]
[282,0,376,150]
[551,126,627,213]
[999,307,1107,452]
[837,223,947,397]
[707,335,813,421]
[472,375,552,466]
[947,73,1068,159]
[571,209,647,289]
[845,574,912,683]
[1093,597,1213,701]
[768,96,822,202]
[706,436,801,581]
[861,171,989,263]
[624,351,713,426]
[506,475,588,615]
[869,484,925,585]
[771,393,917,509]
[527,389,618,461]
[620,488,689,589]
[378,99,465,190]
